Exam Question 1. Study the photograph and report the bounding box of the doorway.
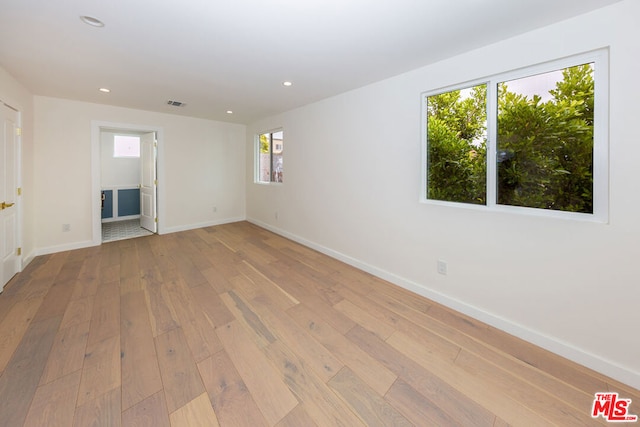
[0,101,21,291]
[91,121,163,246]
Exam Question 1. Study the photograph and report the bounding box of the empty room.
[0,0,639,425]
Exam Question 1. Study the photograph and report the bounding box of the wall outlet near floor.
[275,211,279,220]
[62,223,71,232]
[437,259,447,275]
[212,206,217,213]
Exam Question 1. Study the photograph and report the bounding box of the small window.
[114,135,140,158]
[257,130,283,183]
[423,49,608,221]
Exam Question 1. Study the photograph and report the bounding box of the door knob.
[5,202,15,208]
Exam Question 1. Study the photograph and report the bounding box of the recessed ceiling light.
[99,87,110,93]
[80,16,105,27]
[282,81,293,87]
[226,110,233,114]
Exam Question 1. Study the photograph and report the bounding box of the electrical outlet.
[275,211,279,220]
[62,223,71,232]
[437,260,447,275]
[213,206,217,213]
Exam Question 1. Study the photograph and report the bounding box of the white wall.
[0,66,35,265]
[34,96,246,252]
[246,0,640,389]
[100,131,141,188]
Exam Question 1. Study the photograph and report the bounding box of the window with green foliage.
[257,130,283,183]
[423,50,608,220]
[426,84,487,205]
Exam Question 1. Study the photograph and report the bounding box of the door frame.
[91,121,164,246]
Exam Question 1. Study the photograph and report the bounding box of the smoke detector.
[167,100,186,107]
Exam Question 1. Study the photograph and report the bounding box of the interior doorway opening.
[91,121,162,246]
[99,130,156,243]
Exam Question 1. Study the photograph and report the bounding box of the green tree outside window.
[426,63,594,213]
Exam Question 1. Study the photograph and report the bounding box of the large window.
[257,130,283,183]
[423,50,608,221]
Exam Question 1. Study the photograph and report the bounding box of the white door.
[1,102,20,292]
[140,132,157,233]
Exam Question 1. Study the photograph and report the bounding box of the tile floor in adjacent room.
[101,218,153,243]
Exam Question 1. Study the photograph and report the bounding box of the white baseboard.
[161,216,246,235]
[33,216,246,256]
[22,250,37,270]
[35,239,97,257]
[247,217,640,391]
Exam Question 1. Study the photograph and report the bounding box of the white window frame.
[421,48,609,222]
[255,128,284,184]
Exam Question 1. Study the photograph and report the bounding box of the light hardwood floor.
[0,221,637,426]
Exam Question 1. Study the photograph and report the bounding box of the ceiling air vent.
[167,100,186,107]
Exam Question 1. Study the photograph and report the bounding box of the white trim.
[101,184,141,190]
[247,216,640,391]
[37,217,244,253]
[22,250,36,270]
[15,109,23,276]
[91,121,165,245]
[253,181,284,187]
[421,48,609,223]
[35,239,96,256]
[161,216,245,235]
[486,80,497,208]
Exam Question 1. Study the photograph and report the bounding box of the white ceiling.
[0,0,621,124]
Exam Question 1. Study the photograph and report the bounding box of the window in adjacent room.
[422,49,608,221]
[113,135,141,158]
[257,130,283,183]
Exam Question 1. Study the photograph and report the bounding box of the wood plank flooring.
[0,221,638,426]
